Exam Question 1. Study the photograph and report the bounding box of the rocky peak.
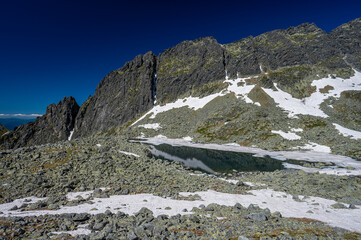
[223,21,349,80]
[156,37,226,103]
[44,96,79,137]
[0,124,9,138]
[285,22,323,34]
[0,96,79,149]
[73,52,157,138]
[329,17,361,71]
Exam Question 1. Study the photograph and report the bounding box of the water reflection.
[148,143,284,173]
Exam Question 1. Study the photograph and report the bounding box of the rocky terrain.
[0,18,361,239]
[1,137,361,239]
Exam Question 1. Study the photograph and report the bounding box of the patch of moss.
[247,85,275,107]
[223,37,254,57]
[319,85,334,93]
[192,80,228,97]
[158,56,198,78]
[301,117,327,129]
[343,232,361,240]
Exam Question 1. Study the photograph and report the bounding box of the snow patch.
[2,190,360,233]
[283,163,355,176]
[271,130,301,140]
[262,70,361,118]
[293,142,331,153]
[132,70,361,127]
[119,151,140,157]
[333,123,361,140]
[52,224,91,236]
[290,128,303,132]
[131,75,261,126]
[67,191,94,201]
[68,129,74,141]
[243,182,267,187]
[138,123,162,130]
[218,178,239,185]
[224,77,255,104]
[182,136,193,141]
[0,197,46,214]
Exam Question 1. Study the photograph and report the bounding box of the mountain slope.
[1,18,360,155]
[71,19,360,140]
[126,19,361,159]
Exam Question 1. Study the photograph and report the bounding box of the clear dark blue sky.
[0,0,360,114]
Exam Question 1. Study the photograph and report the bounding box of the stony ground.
[1,136,361,239]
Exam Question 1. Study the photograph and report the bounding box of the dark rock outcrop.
[0,124,9,137]
[73,52,157,138]
[329,18,361,71]
[224,23,350,79]
[0,97,79,149]
[156,37,226,103]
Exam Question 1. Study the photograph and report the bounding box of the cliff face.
[224,23,349,78]
[156,37,226,103]
[70,18,361,138]
[0,124,9,138]
[329,18,361,71]
[0,97,79,149]
[73,52,157,138]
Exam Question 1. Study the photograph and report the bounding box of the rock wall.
[0,124,9,137]
[224,23,349,79]
[156,37,226,103]
[73,52,157,138]
[329,18,361,71]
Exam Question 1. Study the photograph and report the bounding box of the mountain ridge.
[1,18,360,156]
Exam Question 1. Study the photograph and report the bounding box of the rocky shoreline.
[1,136,360,239]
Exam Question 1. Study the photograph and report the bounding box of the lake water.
[148,143,284,173]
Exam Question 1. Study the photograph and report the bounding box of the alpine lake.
[126,138,292,174]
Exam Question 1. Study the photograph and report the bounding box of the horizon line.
[0,114,42,118]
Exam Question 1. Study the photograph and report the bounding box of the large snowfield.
[133,70,361,125]
[1,186,360,234]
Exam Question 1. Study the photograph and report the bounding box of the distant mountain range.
[0,117,37,131]
[1,18,360,160]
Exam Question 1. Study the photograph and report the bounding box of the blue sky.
[0,0,360,115]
